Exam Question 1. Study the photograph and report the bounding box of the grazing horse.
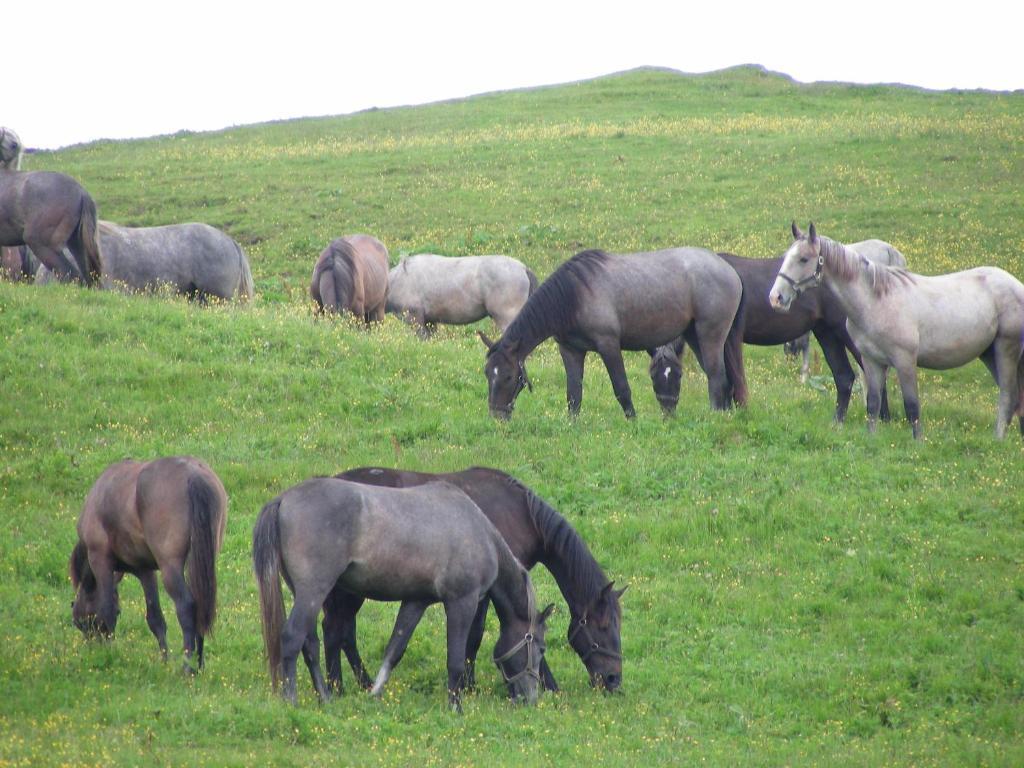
[0,127,102,285]
[479,248,744,419]
[649,242,906,421]
[310,234,389,322]
[331,466,626,693]
[35,221,255,301]
[253,478,554,711]
[770,223,1024,438]
[69,457,227,673]
[386,253,538,336]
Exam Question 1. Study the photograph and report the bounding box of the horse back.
[346,234,389,311]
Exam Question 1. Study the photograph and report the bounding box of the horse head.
[492,570,554,706]
[69,545,122,638]
[649,340,685,415]
[769,221,821,312]
[0,128,23,171]
[569,581,627,692]
[479,331,532,420]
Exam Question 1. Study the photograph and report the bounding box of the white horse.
[386,254,538,336]
[770,223,1024,439]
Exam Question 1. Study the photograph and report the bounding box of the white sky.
[9,1,1023,150]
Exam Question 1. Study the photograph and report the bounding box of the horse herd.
[7,122,1024,712]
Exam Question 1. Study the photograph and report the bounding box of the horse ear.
[791,221,804,240]
[539,603,556,623]
[602,581,628,601]
[477,330,496,351]
[808,222,818,246]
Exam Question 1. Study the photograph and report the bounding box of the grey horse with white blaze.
[386,253,538,336]
[36,220,254,301]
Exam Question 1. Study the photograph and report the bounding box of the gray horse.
[36,220,254,301]
[481,248,744,419]
[0,127,102,285]
[253,478,554,711]
[387,253,538,336]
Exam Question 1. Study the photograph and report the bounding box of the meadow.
[1,66,1022,766]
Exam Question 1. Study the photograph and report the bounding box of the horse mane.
[68,540,92,589]
[500,250,609,346]
[500,473,617,618]
[820,237,915,296]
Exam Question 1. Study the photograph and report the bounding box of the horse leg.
[301,627,331,702]
[464,598,490,691]
[138,571,169,661]
[890,357,922,439]
[682,326,706,373]
[814,328,856,424]
[160,567,199,674]
[280,599,324,703]
[26,242,82,284]
[322,588,370,694]
[692,321,730,410]
[861,358,887,434]
[990,340,1021,439]
[443,593,480,713]
[370,600,430,698]
[558,344,586,416]
[595,343,635,418]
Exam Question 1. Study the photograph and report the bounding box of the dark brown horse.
[649,242,906,422]
[331,466,626,692]
[480,248,745,419]
[69,456,227,673]
[0,127,102,285]
[310,234,389,321]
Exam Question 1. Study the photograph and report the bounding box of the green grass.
[1,66,1023,766]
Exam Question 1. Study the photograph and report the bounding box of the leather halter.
[776,251,825,295]
[568,608,622,663]
[493,586,541,685]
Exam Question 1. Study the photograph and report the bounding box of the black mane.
[68,540,92,589]
[500,249,610,347]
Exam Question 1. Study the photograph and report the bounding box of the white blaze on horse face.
[770,242,802,311]
[663,367,672,380]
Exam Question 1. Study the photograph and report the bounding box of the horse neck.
[488,544,533,630]
[525,490,608,619]
[819,237,879,321]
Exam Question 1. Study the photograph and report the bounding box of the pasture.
[1,66,1022,766]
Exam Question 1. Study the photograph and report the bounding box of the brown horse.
[69,456,228,673]
[0,128,102,285]
[0,244,38,281]
[310,234,389,321]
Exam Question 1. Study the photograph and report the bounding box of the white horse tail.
[235,243,254,302]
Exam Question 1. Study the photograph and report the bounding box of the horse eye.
[799,256,809,264]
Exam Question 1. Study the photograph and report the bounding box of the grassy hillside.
[2,67,1023,766]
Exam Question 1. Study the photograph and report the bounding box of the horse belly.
[915,289,998,369]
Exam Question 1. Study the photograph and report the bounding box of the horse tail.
[723,284,748,407]
[235,243,254,303]
[525,266,539,296]
[71,193,103,287]
[253,497,286,689]
[186,472,223,637]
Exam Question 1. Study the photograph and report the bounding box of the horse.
[36,221,254,301]
[253,477,554,711]
[648,242,907,421]
[310,234,389,321]
[330,466,625,693]
[770,223,1024,439]
[0,127,102,285]
[68,456,227,673]
[0,244,39,281]
[386,253,538,336]
[479,248,745,419]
